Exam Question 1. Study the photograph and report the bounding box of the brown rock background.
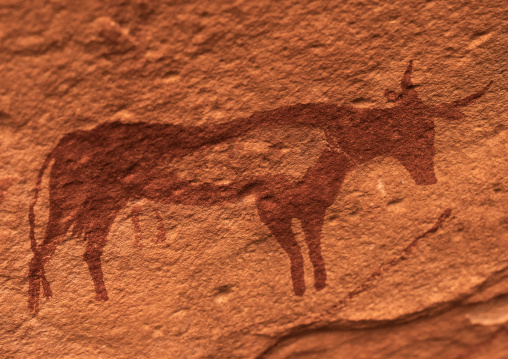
[0,0,506,358]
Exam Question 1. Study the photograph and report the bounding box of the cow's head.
[382,60,437,185]
[326,61,491,186]
[384,61,491,186]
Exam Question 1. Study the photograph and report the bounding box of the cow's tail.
[29,148,56,253]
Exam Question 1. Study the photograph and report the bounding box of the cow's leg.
[83,237,109,301]
[130,201,166,245]
[257,198,305,295]
[83,208,121,301]
[130,203,143,247]
[28,206,74,314]
[152,205,166,243]
[300,214,327,291]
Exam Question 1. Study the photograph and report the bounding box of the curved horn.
[452,81,493,107]
[401,60,414,91]
[433,81,493,121]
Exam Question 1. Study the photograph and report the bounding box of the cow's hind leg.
[257,198,305,295]
[83,208,121,302]
[83,237,109,301]
[130,203,144,247]
[153,205,166,243]
[28,207,74,314]
[300,214,327,291]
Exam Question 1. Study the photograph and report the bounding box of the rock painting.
[28,61,492,314]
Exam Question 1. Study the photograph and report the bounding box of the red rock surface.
[1,1,506,358]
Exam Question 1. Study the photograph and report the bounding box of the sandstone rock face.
[1,1,506,358]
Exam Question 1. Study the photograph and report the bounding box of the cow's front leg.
[300,213,327,291]
[257,197,305,295]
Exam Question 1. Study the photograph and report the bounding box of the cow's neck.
[299,147,356,206]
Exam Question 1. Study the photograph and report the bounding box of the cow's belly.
[142,127,325,205]
[174,127,324,182]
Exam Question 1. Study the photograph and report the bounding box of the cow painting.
[28,61,491,314]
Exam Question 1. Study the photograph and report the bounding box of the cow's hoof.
[314,270,327,291]
[42,286,53,299]
[28,298,40,315]
[315,281,326,291]
[95,292,109,302]
[293,285,305,296]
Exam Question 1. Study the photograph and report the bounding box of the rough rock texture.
[0,0,507,358]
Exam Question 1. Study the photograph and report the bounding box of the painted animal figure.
[28,61,491,313]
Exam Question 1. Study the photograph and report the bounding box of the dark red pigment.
[28,61,491,313]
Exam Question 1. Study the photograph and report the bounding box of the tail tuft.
[29,150,55,253]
